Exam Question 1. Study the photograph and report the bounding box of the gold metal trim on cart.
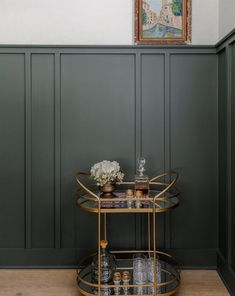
[76,171,179,214]
[76,171,180,296]
[77,286,179,296]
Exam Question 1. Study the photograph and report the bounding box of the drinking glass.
[147,255,161,294]
[133,253,147,294]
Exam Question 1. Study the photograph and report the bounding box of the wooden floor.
[0,270,229,296]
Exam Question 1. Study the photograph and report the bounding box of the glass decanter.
[135,157,149,196]
[92,240,116,284]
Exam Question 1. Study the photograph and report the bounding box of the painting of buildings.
[142,0,183,39]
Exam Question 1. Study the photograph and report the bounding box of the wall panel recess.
[218,49,228,261]
[141,54,165,249]
[31,54,55,248]
[170,54,218,253]
[0,54,25,248]
[60,54,136,251]
[231,41,235,274]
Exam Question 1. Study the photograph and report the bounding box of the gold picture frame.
[135,0,192,44]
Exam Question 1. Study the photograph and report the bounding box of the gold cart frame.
[76,171,180,296]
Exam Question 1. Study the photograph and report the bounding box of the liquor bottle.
[92,240,116,284]
[135,157,149,196]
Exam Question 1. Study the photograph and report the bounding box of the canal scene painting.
[135,0,191,44]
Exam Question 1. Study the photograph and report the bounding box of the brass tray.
[77,250,180,296]
[76,172,179,214]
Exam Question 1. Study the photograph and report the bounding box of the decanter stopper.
[100,240,108,249]
[137,157,146,177]
[135,157,149,196]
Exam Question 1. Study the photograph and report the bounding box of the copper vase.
[100,182,116,198]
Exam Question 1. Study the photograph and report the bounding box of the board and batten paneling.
[60,54,136,251]
[218,49,228,261]
[217,30,235,295]
[0,54,25,248]
[231,41,235,273]
[141,54,165,249]
[0,46,218,267]
[31,54,55,248]
[170,54,218,265]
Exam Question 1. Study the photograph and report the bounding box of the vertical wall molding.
[217,32,235,295]
[164,52,171,249]
[135,52,142,160]
[226,44,232,269]
[231,41,235,277]
[54,53,61,249]
[135,53,142,249]
[25,52,32,249]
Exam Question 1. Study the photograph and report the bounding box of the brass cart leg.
[153,202,157,296]
[104,213,107,241]
[148,212,151,258]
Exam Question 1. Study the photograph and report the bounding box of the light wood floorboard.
[0,270,229,296]
[175,270,229,296]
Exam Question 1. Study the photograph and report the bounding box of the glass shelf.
[77,251,180,296]
[77,190,179,214]
[76,171,179,214]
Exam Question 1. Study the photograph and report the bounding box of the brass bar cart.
[76,172,180,296]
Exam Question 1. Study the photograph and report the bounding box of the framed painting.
[135,0,192,44]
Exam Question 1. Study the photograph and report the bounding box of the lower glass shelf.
[77,251,180,296]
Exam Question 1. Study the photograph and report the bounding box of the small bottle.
[126,189,134,209]
[135,190,143,208]
[135,157,149,197]
[113,272,121,295]
[122,271,131,295]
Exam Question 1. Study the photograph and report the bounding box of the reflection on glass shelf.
[77,190,179,213]
[78,256,180,296]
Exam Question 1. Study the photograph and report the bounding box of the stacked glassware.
[133,254,148,294]
[147,255,162,294]
[91,249,162,295]
[133,253,161,295]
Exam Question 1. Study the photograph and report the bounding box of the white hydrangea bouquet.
[90,160,124,187]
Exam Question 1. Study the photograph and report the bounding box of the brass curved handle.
[151,171,179,201]
[76,171,179,202]
[75,172,100,201]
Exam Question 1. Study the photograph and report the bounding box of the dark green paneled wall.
[0,54,25,248]
[231,42,235,276]
[217,30,235,295]
[60,54,136,250]
[170,54,218,249]
[31,54,55,248]
[141,55,165,248]
[0,46,218,267]
[218,49,228,261]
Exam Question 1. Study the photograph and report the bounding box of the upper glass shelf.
[76,172,179,214]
